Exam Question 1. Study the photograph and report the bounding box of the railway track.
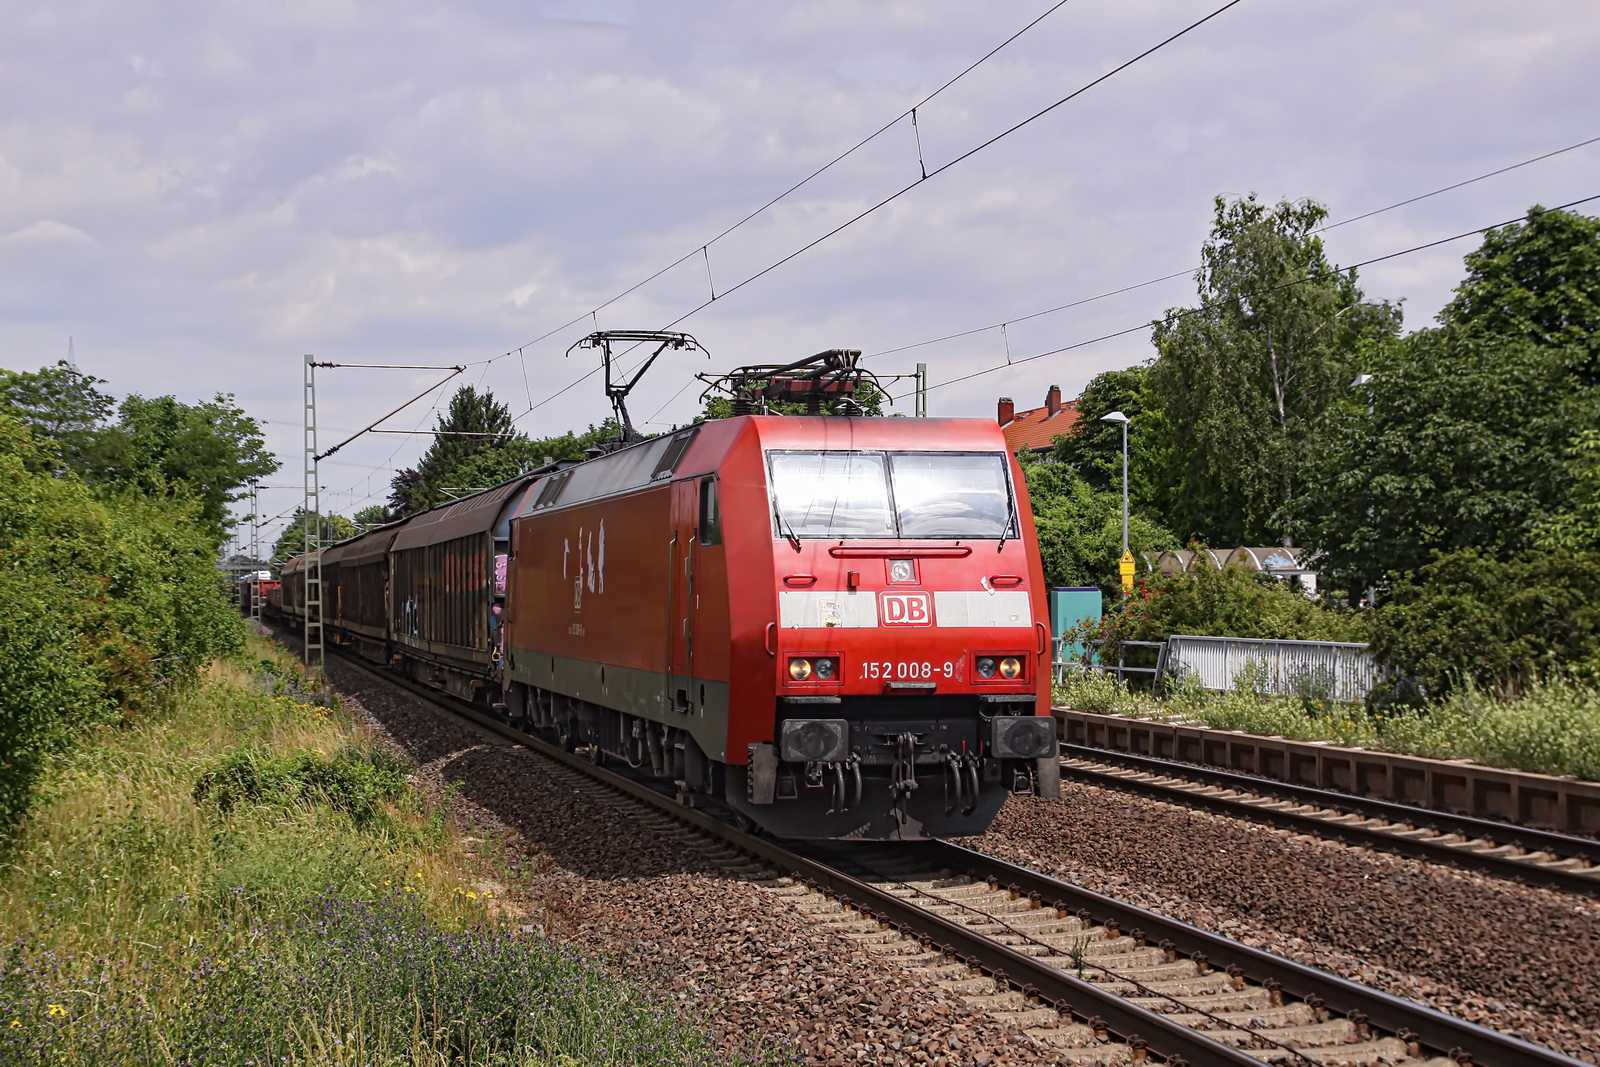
[1057,745,1600,898]
[317,644,1583,1067]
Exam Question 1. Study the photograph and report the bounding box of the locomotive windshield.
[767,450,1015,540]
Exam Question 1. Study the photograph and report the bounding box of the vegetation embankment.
[1056,668,1600,784]
[1055,565,1600,781]
[0,635,716,1066]
[0,410,248,833]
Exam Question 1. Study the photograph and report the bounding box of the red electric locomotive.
[502,411,1058,839]
[282,343,1059,840]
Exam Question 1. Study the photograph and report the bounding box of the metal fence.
[1054,634,1382,703]
[1163,634,1380,703]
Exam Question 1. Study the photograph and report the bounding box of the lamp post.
[1101,410,1131,592]
[1350,375,1378,607]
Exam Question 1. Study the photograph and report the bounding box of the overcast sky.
[3,0,1598,549]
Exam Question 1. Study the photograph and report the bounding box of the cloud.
[0,0,1597,543]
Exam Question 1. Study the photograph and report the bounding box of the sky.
[3,0,1598,552]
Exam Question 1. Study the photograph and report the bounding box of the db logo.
[879,591,934,627]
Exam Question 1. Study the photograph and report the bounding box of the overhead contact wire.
[866,130,1600,363]
[893,192,1600,400]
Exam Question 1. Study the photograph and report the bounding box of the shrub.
[1372,547,1600,698]
[1061,560,1367,682]
[1,641,717,1065]
[0,414,243,833]
[194,745,410,827]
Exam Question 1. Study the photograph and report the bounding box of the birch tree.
[1146,195,1399,546]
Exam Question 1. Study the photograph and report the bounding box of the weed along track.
[312,637,1590,1067]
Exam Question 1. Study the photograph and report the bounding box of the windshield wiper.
[774,503,802,552]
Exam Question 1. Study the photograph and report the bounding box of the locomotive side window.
[768,451,895,538]
[888,452,1015,538]
[767,449,1016,540]
[698,477,721,545]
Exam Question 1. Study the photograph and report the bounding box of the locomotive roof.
[744,414,1012,453]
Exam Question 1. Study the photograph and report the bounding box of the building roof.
[998,385,1080,453]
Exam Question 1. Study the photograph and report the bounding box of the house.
[997,385,1079,455]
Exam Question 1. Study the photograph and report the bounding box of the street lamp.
[1350,374,1377,607]
[1101,410,1131,560]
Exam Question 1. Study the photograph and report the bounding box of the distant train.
[236,572,280,614]
[276,397,1057,839]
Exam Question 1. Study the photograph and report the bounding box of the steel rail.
[1059,745,1600,897]
[902,840,1587,1067]
[303,639,1584,1066]
[317,649,1259,1066]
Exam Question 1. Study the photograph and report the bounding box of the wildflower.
[466,892,477,901]
[46,1005,67,1017]
[9,1020,20,1028]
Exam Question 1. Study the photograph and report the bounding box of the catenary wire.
[889,192,1600,401]
[501,0,1246,425]
[486,0,1081,372]
[642,0,1247,342]
[863,131,1600,362]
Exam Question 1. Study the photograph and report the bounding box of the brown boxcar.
[323,524,401,663]
[387,475,542,701]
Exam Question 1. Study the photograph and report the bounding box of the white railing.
[1163,634,1379,703]
[1054,633,1381,703]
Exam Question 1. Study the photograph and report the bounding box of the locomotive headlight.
[998,657,1023,680]
[813,657,837,680]
[889,559,914,583]
[788,657,813,681]
[976,656,998,678]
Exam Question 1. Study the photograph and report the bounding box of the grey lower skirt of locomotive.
[732,694,1059,840]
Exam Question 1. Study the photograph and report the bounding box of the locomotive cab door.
[667,479,698,712]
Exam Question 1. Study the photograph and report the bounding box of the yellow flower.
[9,1020,20,1028]
[46,1005,66,1017]
[466,892,477,900]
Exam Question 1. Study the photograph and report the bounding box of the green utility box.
[1049,586,1103,666]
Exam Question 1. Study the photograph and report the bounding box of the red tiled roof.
[1001,401,1079,453]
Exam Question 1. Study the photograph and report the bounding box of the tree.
[93,393,279,545]
[1438,205,1600,379]
[271,509,356,568]
[1372,548,1600,699]
[1291,331,1595,598]
[387,468,423,518]
[352,505,391,529]
[1050,366,1154,498]
[1146,195,1401,546]
[697,380,886,420]
[1019,452,1176,599]
[391,386,522,515]
[0,360,115,470]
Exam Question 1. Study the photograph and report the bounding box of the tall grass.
[0,637,716,1066]
[1056,667,1600,780]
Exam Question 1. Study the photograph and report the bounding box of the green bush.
[0,414,243,832]
[1378,679,1600,780]
[195,745,410,827]
[1061,560,1367,680]
[1057,666,1600,780]
[1372,547,1600,698]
